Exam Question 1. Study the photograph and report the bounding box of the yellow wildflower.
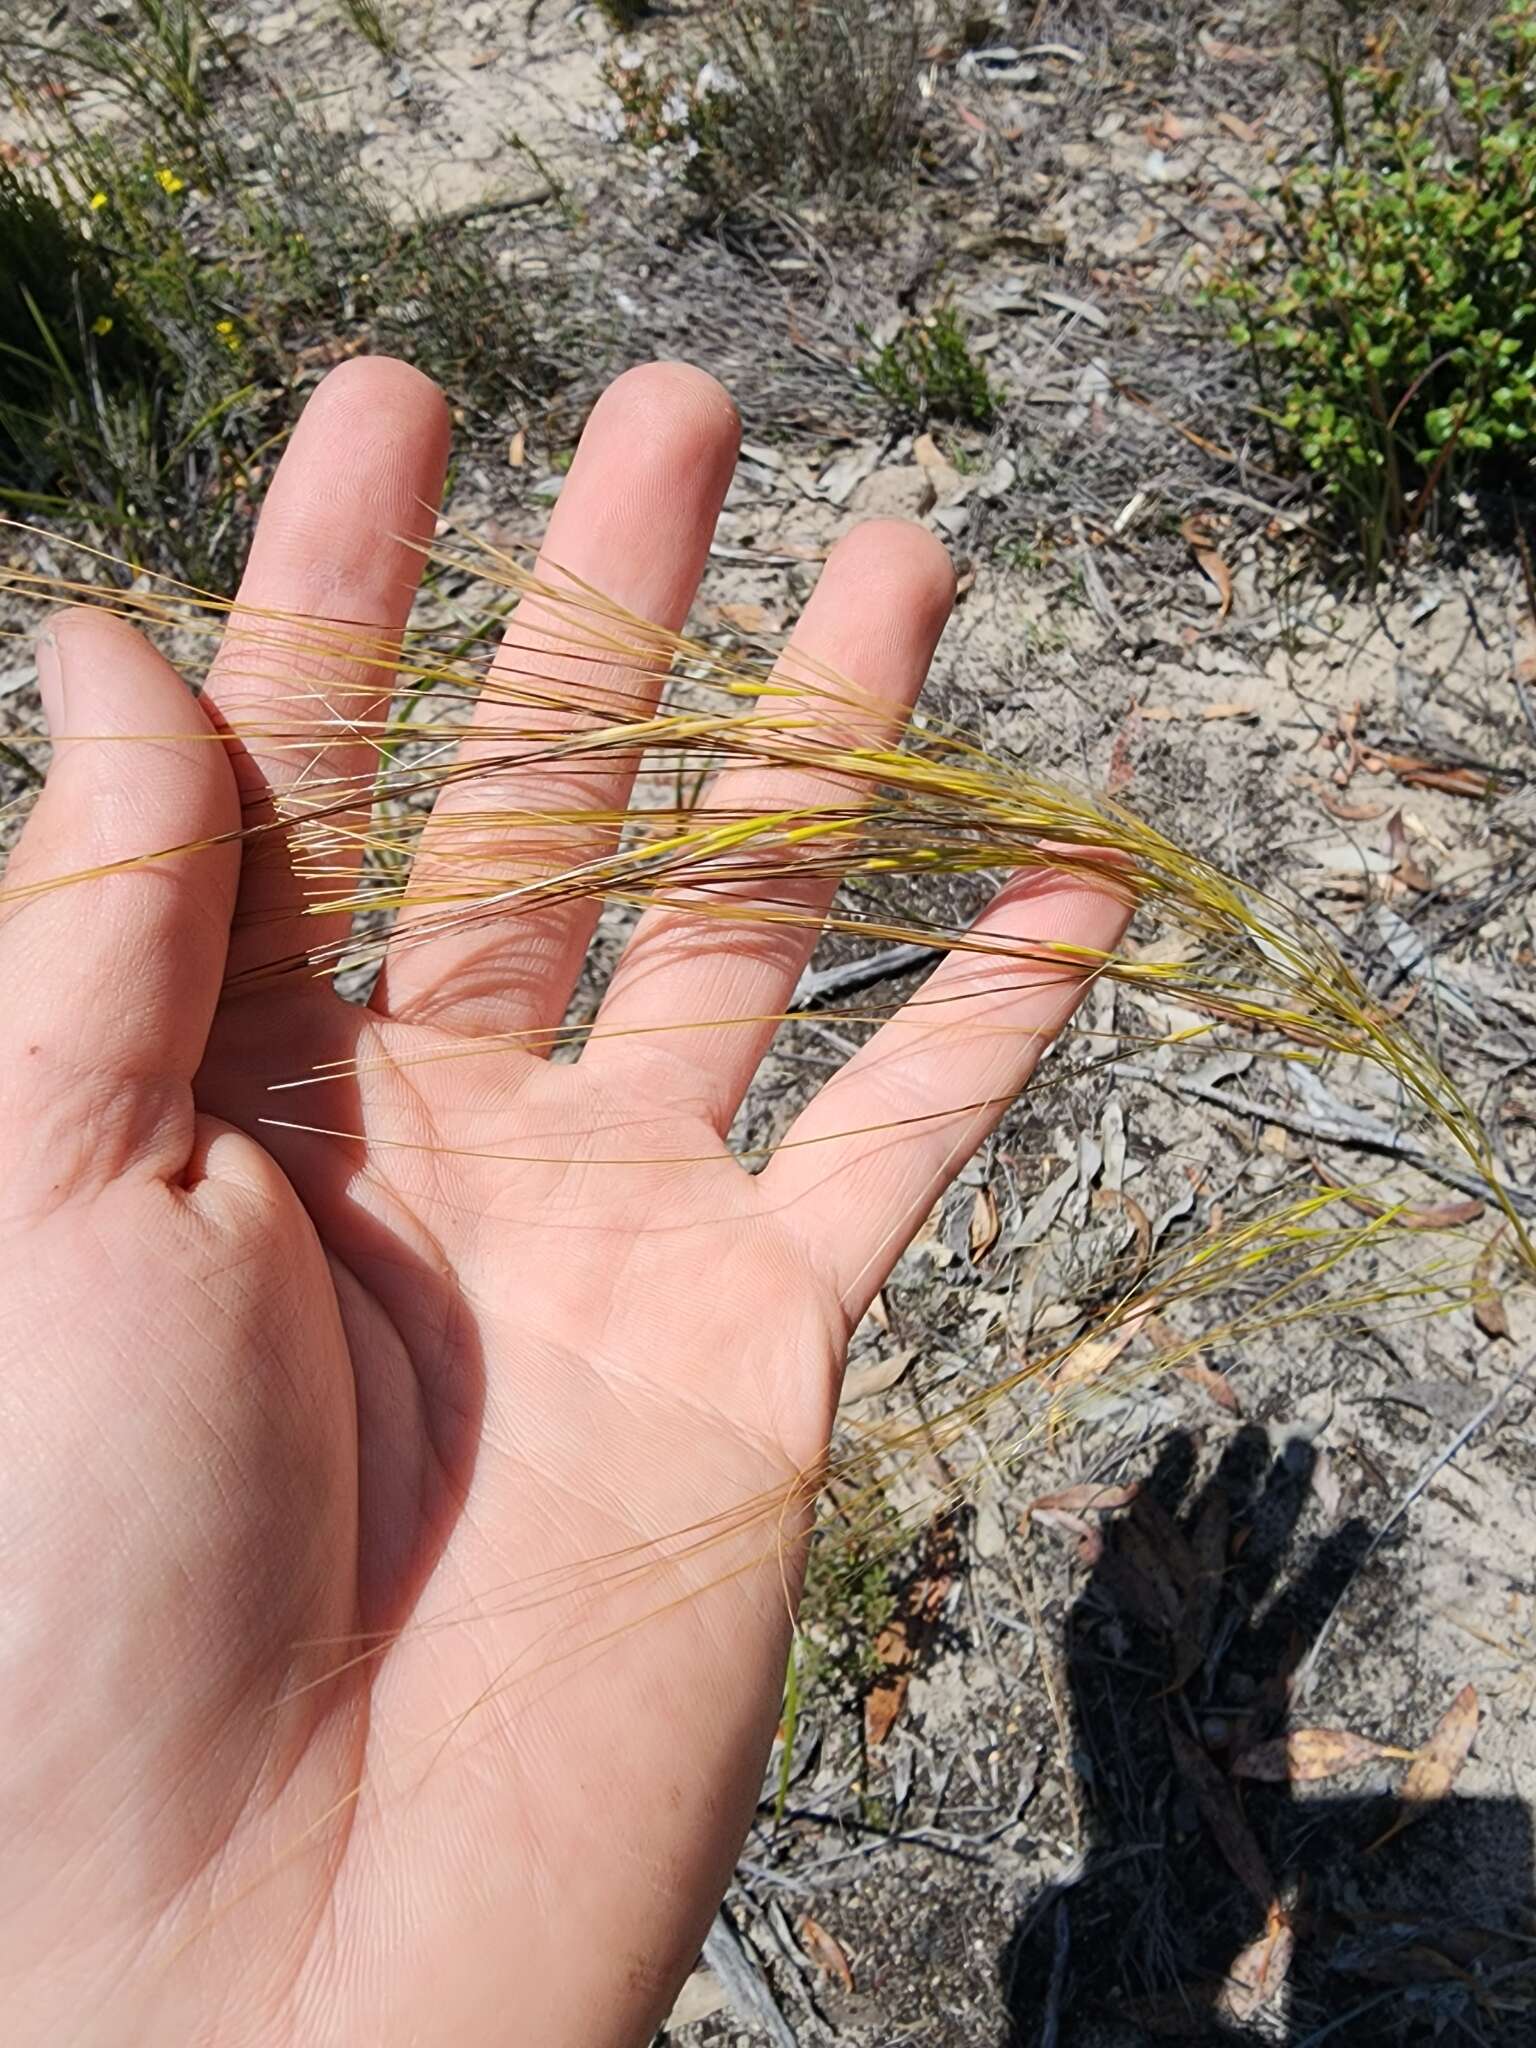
[91,316,114,338]
[89,191,108,211]
[154,167,185,196]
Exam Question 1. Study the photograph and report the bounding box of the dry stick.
[1040,1898,1072,2048]
[708,542,829,569]
[792,940,939,1008]
[1292,1363,1526,1706]
[704,1904,802,2048]
[1118,1064,1536,1219]
[1022,1542,1082,1853]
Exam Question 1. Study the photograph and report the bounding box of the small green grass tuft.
[336,0,401,58]
[603,0,921,219]
[1210,1,1536,577]
[860,303,1000,428]
[3,0,233,174]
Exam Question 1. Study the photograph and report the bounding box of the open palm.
[0,361,1125,2046]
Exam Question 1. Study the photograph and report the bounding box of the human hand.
[0,359,1127,2045]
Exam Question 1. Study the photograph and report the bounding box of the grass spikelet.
[0,518,1527,1555]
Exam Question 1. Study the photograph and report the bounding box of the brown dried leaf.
[1474,1291,1510,1340]
[1029,1481,1140,1515]
[1202,700,1258,720]
[1346,1940,1487,1988]
[1233,1727,1401,1782]
[1180,514,1234,622]
[506,428,526,468]
[1401,1197,1485,1229]
[839,1345,917,1407]
[863,1664,909,1748]
[1172,1481,1230,1689]
[969,1184,1001,1262]
[1200,35,1278,62]
[1167,1722,1275,1908]
[1099,1491,1195,1634]
[1145,109,1188,146]
[1307,1164,1482,1232]
[1407,1684,1479,1794]
[1370,1683,1478,1849]
[864,1517,959,1747]
[1218,1903,1295,2023]
[1106,709,1139,794]
[1386,809,1432,892]
[1096,1542,1178,1629]
[1130,1490,1199,1601]
[797,1915,855,1992]
[1215,110,1261,144]
[911,431,953,481]
[1315,786,1388,822]
[1055,1303,1152,1388]
[1177,1362,1240,1412]
[1054,1326,1134,1387]
[1092,1186,1153,1275]
[1473,1241,1510,1341]
[1378,753,1497,799]
[715,600,781,636]
[1030,1505,1099,1553]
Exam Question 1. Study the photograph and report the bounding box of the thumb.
[0,608,241,1202]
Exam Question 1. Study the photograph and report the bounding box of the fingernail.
[35,631,66,735]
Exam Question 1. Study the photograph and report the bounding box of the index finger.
[203,356,451,981]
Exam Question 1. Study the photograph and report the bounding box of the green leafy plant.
[860,302,1000,428]
[603,0,921,217]
[795,1502,901,1707]
[1210,3,1536,576]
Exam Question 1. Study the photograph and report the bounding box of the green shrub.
[603,0,921,217]
[1210,2,1536,576]
[860,302,1000,428]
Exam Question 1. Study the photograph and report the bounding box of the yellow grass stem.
[0,519,1527,1524]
